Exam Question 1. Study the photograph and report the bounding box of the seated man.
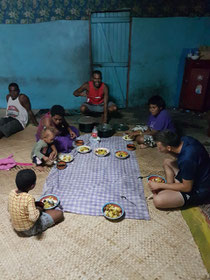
[0,83,38,138]
[73,70,117,123]
[148,130,210,209]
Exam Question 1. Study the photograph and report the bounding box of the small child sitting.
[8,169,64,237]
[31,127,57,168]
[128,95,175,148]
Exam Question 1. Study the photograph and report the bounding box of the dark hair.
[8,83,20,92]
[15,169,36,192]
[50,105,65,117]
[154,130,181,147]
[92,70,102,79]
[148,95,166,109]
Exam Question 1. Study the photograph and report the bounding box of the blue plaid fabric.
[43,135,150,220]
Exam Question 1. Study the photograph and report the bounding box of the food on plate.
[75,139,84,146]
[148,176,165,183]
[115,151,129,158]
[58,153,72,162]
[122,135,133,141]
[127,144,136,151]
[77,146,91,153]
[56,161,67,170]
[95,148,109,156]
[104,204,122,219]
[40,196,58,209]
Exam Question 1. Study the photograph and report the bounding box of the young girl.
[8,169,63,237]
[128,95,175,148]
[31,127,57,168]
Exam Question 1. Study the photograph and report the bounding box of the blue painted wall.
[0,17,210,109]
[129,17,210,107]
[0,20,90,109]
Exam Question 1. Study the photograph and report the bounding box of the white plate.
[77,145,91,154]
[122,135,133,141]
[39,194,60,210]
[58,153,74,163]
[115,151,129,159]
[94,148,110,157]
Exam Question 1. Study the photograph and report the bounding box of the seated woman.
[36,105,79,153]
[128,95,175,148]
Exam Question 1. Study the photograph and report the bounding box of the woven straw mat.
[0,125,208,280]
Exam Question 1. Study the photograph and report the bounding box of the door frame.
[89,9,132,108]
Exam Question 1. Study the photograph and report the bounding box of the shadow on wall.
[128,82,170,107]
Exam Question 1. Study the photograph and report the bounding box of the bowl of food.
[77,145,91,154]
[39,194,60,210]
[127,144,136,151]
[147,175,166,183]
[94,148,110,157]
[122,135,133,141]
[56,160,67,170]
[58,153,74,163]
[115,150,129,159]
[75,139,84,146]
[102,202,124,221]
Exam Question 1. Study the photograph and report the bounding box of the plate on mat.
[115,151,129,159]
[58,153,74,163]
[77,145,91,154]
[94,148,110,157]
[147,175,166,183]
[122,135,133,141]
[102,202,124,221]
[39,194,60,210]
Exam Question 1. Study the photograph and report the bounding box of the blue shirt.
[177,136,210,194]
[147,109,175,132]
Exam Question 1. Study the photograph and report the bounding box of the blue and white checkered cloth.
[43,135,150,220]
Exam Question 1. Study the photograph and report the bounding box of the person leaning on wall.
[0,83,38,139]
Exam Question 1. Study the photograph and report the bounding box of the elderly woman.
[36,105,79,153]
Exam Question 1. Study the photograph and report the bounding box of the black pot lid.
[113,123,129,131]
[78,116,95,124]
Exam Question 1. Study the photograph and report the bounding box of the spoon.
[138,175,150,179]
[120,196,136,206]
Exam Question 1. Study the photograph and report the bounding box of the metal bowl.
[102,202,124,221]
[97,123,115,138]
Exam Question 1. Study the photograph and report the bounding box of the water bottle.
[91,126,98,139]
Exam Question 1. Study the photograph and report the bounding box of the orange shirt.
[8,190,40,231]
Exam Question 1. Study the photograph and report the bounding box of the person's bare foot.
[139,144,148,149]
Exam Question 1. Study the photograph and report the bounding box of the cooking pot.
[78,116,96,133]
[97,123,115,138]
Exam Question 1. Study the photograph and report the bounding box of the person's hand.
[148,181,163,193]
[35,201,44,212]
[43,155,49,162]
[69,130,77,139]
[49,150,57,160]
[126,131,140,138]
[80,91,87,97]
[36,206,44,212]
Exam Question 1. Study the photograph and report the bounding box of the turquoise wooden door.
[90,11,131,108]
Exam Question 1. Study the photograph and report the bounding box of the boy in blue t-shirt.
[128,95,175,148]
[148,130,210,209]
